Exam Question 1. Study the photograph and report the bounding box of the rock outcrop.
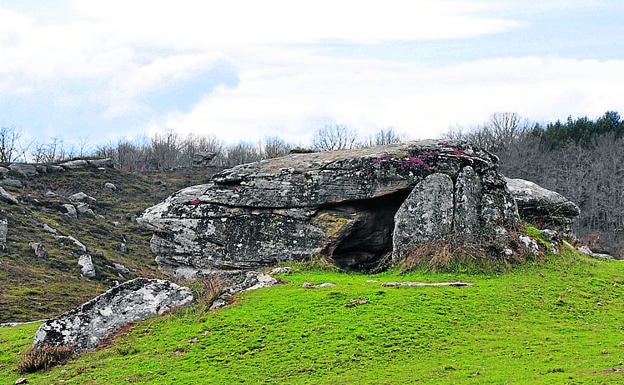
[33,278,193,352]
[505,178,580,238]
[140,140,519,277]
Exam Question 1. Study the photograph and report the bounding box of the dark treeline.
[446,111,624,258]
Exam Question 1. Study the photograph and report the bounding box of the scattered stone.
[44,190,57,197]
[8,163,38,178]
[59,159,88,170]
[15,378,28,385]
[222,271,278,294]
[209,298,227,310]
[577,245,613,259]
[188,337,199,344]
[302,282,336,289]
[269,266,292,275]
[75,203,95,217]
[87,158,114,168]
[33,278,193,352]
[29,242,48,258]
[78,254,96,278]
[0,178,22,188]
[119,242,129,253]
[381,281,474,287]
[519,235,540,256]
[62,204,77,219]
[111,221,121,227]
[0,218,7,242]
[347,297,367,307]
[69,192,97,204]
[112,263,130,275]
[0,186,19,204]
[104,182,117,191]
[46,165,64,173]
[55,235,87,253]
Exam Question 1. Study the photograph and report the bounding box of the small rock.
[87,158,114,168]
[112,263,130,275]
[209,298,227,310]
[104,182,117,191]
[46,165,64,173]
[69,192,97,204]
[519,235,539,255]
[63,204,77,219]
[0,179,23,188]
[0,218,7,243]
[55,235,87,253]
[78,254,96,278]
[42,224,58,234]
[302,282,336,289]
[15,378,28,385]
[59,159,88,170]
[269,266,291,275]
[119,243,129,253]
[29,242,48,258]
[44,190,57,197]
[9,163,38,178]
[188,337,199,344]
[0,186,19,204]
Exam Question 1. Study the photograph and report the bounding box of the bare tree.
[312,124,359,151]
[363,127,405,147]
[0,126,22,163]
[263,136,291,158]
[225,142,263,166]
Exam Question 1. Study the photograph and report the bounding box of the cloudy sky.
[1,0,623,149]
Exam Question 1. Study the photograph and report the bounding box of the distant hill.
[0,161,222,323]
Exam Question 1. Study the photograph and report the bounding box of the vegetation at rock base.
[2,245,624,384]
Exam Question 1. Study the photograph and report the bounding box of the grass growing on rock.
[2,244,624,384]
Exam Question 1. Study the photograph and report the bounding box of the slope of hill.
[1,245,623,384]
[0,163,219,323]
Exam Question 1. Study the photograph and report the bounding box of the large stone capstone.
[33,278,193,352]
[140,140,519,276]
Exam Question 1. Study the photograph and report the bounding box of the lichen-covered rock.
[140,140,520,276]
[33,278,193,352]
[505,178,580,237]
[392,173,454,261]
[78,254,95,278]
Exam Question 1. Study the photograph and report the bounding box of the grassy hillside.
[1,244,623,384]
[0,165,216,322]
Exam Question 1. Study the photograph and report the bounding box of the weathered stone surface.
[0,166,8,178]
[78,254,95,278]
[140,141,520,276]
[392,173,454,261]
[505,178,580,237]
[33,278,193,352]
[0,178,23,188]
[0,186,19,204]
[9,163,38,178]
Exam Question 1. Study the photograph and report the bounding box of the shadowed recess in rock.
[328,189,412,271]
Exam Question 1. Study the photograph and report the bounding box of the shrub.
[188,274,225,307]
[18,344,76,373]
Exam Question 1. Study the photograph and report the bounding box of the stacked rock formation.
[140,140,520,276]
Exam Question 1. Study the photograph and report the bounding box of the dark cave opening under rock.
[330,189,412,271]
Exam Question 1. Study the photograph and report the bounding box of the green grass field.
[1,244,624,384]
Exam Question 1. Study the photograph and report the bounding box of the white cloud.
[165,53,624,144]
